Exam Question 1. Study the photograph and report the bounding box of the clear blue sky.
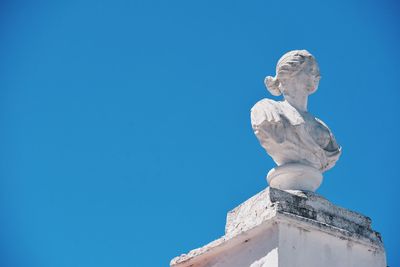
[0,0,399,266]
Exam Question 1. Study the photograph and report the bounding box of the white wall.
[278,222,386,267]
[207,224,279,267]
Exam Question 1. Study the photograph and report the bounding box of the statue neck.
[281,82,308,112]
[283,93,308,112]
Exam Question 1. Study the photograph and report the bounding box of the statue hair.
[265,50,318,96]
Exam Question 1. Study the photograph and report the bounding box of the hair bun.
[265,76,281,96]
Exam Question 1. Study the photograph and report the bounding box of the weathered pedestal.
[170,188,386,267]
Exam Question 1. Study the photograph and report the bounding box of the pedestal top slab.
[170,188,384,267]
[225,187,379,245]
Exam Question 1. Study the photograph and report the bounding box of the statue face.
[298,65,321,94]
[279,60,320,95]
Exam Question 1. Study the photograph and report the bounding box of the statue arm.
[250,99,281,128]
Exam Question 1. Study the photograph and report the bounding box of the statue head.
[265,50,320,97]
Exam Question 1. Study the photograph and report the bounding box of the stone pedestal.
[170,188,386,267]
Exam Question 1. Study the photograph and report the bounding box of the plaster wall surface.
[278,222,386,267]
[208,224,278,267]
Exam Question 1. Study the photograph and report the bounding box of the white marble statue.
[251,50,341,192]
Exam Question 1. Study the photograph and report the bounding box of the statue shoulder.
[251,98,283,126]
[251,99,305,126]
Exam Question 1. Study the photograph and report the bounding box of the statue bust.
[251,50,341,191]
